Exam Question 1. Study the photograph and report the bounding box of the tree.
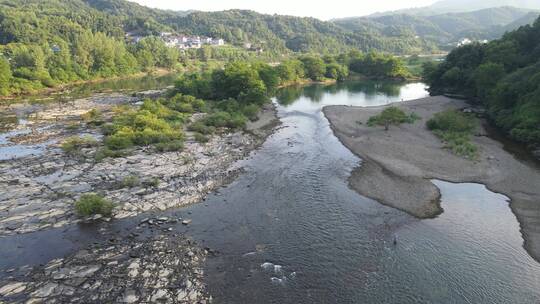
[299,56,326,81]
[473,62,505,99]
[367,107,416,131]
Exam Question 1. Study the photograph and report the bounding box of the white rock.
[0,282,27,296]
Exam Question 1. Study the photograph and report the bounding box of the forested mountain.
[334,7,540,49]
[424,17,540,146]
[368,0,540,17]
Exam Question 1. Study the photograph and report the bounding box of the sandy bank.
[323,95,540,261]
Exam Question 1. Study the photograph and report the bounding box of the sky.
[129,0,438,20]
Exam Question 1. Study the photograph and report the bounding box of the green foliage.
[367,107,419,130]
[194,132,210,143]
[426,16,540,145]
[350,52,410,79]
[103,98,185,153]
[74,194,114,217]
[0,56,12,95]
[426,110,476,133]
[81,109,104,126]
[299,56,326,81]
[202,111,247,129]
[188,121,216,135]
[121,175,140,188]
[427,110,478,159]
[143,177,160,188]
[61,135,99,155]
[154,140,185,152]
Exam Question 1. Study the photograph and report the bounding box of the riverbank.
[323,96,540,261]
[0,69,174,103]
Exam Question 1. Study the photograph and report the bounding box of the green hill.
[334,7,539,49]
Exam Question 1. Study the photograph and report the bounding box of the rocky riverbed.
[0,90,278,303]
[0,232,210,303]
[0,93,278,236]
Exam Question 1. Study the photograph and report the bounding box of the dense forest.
[0,0,414,97]
[424,16,540,146]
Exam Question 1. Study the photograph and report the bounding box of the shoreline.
[323,96,540,262]
[0,69,174,103]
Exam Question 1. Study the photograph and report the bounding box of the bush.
[426,110,475,133]
[188,121,216,135]
[105,133,134,150]
[427,110,478,159]
[95,147,130,161]
[81,109,104,126]
[74,194,114,217]
[367,107,419,131]
[242,104,260,121]
[61,135,98,154]
[194,132,210,143]
[155,140,184,152]
[143,177,160,188]
[121,175,140,188]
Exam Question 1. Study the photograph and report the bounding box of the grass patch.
[74,193,114,217]
[427,110,478,159]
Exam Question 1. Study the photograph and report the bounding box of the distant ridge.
[367,0,540,17]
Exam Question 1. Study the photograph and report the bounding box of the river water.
[1,80,539,303]
[180,81,540,303]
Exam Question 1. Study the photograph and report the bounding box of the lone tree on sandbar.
[367,106,419,131]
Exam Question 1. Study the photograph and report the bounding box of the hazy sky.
[129,0,438,20]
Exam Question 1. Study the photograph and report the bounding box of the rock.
[182,219,192,225]
[0,282,27,296]
[122,290,139,303]
[72,265,101,278]
[150,289,168,302]
[176,289,188,300]
[31,283,58,298]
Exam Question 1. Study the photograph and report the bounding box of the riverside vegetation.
[423,16,540,149]
[0,0,420,98]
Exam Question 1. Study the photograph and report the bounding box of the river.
[1,80,539,303]
[181,81,540,303]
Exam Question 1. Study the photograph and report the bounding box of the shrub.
[242,104,260,121]
[105,132,134,150]
[155,140,184,152]
[427,110,478,159]
[143,177,160,188]
[61,135,98,154]
[81,109,104,126]
[74,194,114,217]
[188,121,216,135]
[121,175,140,188]
[426,110,475,133]
[95,147,130,161]
[367,107,419,131]
[194,132,210,143]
